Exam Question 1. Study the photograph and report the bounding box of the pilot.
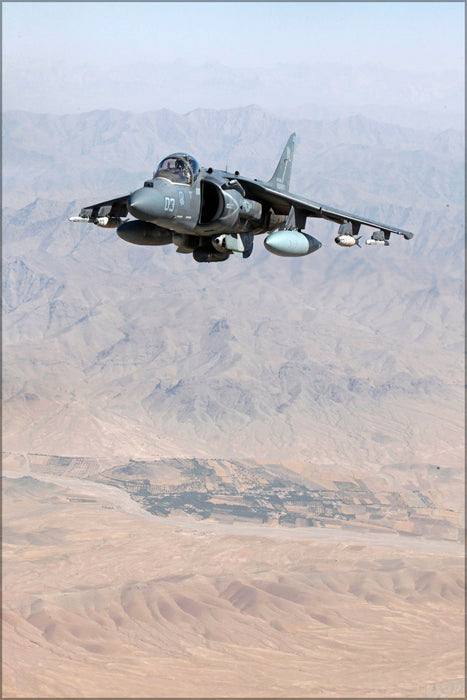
[175,158,191,184]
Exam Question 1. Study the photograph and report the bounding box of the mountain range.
[3,58,463,131]
[3,106,464,485]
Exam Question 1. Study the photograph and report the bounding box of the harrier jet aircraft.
[69,134,413,263]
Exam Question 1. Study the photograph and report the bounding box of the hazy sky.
[2,1,464,122]
[3,1,464,73]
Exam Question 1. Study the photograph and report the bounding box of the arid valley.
[3,101,465,697]
[3,451,464,698]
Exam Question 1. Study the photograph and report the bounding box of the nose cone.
[128,187,164,222]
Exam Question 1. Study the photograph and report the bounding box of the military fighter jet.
[69,134,413,263]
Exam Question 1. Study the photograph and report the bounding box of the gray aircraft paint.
[70,134,414,263]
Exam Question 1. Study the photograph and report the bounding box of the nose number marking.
[164,197,175,213]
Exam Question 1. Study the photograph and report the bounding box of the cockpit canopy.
[154,153,200,184]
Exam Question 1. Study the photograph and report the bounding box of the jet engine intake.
[199,179,261,231]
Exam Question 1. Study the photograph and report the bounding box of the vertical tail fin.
[267,133,296,192]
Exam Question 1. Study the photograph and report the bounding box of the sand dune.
[3,476,464,697]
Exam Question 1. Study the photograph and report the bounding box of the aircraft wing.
[236,176,414,240]
[76,194,130,221]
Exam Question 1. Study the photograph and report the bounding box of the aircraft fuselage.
[70,137,413,263]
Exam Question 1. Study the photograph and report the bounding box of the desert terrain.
[2,463,464,698]
[3,106,465,696]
